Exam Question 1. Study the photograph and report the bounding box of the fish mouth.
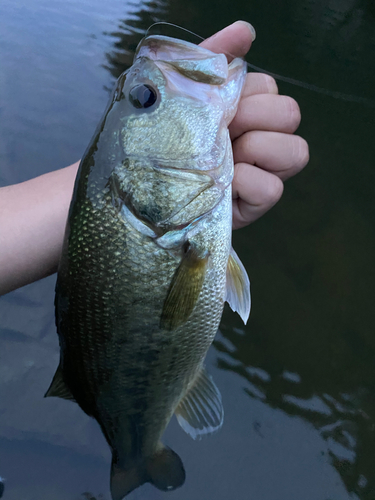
[135,34,225,63]
[135,35,229,86]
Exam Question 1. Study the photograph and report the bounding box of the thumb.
[199,20,256,61]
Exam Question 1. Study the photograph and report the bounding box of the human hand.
[202,21,309,229]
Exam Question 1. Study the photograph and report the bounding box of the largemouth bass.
[46,34,251,499]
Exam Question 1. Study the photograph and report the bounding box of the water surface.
[1,0,375,498]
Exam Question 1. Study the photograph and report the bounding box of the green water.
[0,0,374,498]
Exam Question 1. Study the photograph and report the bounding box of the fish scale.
[47,34,250,500]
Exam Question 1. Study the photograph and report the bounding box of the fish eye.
[129,84,158,109]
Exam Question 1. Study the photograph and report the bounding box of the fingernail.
[236,20,256,42]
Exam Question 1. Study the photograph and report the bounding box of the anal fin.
[44,363,76,402]
[175,366,223,440]
[160,243,208,331]
[226,247,251,324]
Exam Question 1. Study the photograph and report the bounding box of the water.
[0,0,374,498]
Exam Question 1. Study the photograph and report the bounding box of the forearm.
[0,162,79,295]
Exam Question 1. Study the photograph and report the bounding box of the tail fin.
[110,446,185,500]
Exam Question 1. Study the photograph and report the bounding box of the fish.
[46,33,251,499]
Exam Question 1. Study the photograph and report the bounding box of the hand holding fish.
[202,21,309,228]
[0,21,308,296]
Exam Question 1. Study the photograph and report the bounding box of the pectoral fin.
[44,363,76,402]
[175,366,223,440]
[160,244,208,331]
[226,247,251,324]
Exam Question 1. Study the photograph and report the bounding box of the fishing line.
[245,62,375,107]
[145,22,375,108]
[145,22,204,43]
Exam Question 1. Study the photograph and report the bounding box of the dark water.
[1,0,375,499]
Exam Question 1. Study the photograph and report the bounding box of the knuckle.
[282,96,301,131]
[233,131,259,165]
[241,129,257,152]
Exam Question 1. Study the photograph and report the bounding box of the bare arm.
[0,162,79,295]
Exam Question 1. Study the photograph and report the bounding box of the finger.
[230,94,301,140]
[241,73,278,97]
[199,20,255,60]
[233,131,309,180]
[232,163,284,229]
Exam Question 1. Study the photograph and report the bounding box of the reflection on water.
[104,1,168,80]
[215,320,375,499]
[1,0,375,498]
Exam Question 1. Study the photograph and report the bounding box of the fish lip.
[135,35,219,61]
[134,35,229,85]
